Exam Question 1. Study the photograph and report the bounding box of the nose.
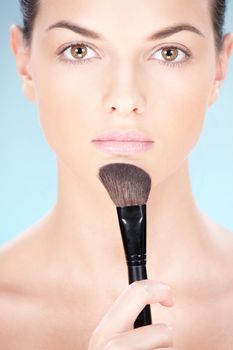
[106,93,144,116]
[103,64,145,117]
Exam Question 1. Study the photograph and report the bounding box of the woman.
[0,0,233,348]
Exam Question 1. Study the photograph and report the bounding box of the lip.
[92,130,154,142]
[91,130,154,155]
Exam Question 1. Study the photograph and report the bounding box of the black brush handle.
[116,205,152,328]
[128,264,152,328]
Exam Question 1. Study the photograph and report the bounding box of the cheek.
[158,72,208,148]
[145,61,215,180]
[32,64,95,160]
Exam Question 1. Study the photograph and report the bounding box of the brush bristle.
[98,163,151,207]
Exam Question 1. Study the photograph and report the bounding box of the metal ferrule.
[116,204,147,266]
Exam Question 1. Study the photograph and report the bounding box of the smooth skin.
[1,0,233,348]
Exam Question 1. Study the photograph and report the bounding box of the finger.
[156,348,177,350]
[106,323,174,350]
[96,279,174,334]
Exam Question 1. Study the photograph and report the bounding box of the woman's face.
[18,0,225,189]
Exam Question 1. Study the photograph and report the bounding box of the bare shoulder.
[0,215,50,311]
[212,220,233,265]
[210,216,233,272]
[0,283,50,348]
[0,211,54,279]
[0,212,72,349]
[193,212,233,303]
[210,224,233,349]
[0,223,92,349]
[0,211,59,312]
[202,211,233,262]
[0,227,44,347]
[205,216,233,300]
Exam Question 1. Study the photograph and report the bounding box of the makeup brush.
[98,163,152,328]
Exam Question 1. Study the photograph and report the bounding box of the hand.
[88,279,176,350]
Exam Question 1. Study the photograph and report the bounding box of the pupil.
[72,45,86,57]
[167,49,173,56]
[76,48,83,54]
[162,48,177,61]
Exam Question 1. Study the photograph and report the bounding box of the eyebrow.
[46,20,205,41]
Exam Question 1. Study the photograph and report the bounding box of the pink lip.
[92,130,154,142]
[92,130,154,155]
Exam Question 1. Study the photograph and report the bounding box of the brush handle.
[116,205,152,328]
[128,264,152,328]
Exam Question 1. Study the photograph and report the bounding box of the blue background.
[1,1,233,245]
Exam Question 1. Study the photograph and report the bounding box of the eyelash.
[57,41,193,68]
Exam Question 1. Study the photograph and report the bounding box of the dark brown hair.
[19,0,228,51]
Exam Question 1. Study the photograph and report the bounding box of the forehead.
[37,0,212,42]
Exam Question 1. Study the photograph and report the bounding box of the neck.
[45,159,210,285]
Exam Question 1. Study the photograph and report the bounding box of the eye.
[151,46,191,66]
[60,42,98,64]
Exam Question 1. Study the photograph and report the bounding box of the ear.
[208,32,233,107]
[10,24,36,102]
